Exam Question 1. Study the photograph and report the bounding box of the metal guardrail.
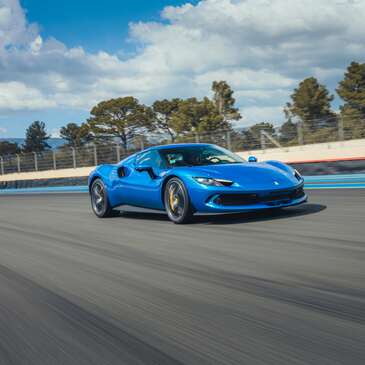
[0,119,364,175]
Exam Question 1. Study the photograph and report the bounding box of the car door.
[119,149,165,209]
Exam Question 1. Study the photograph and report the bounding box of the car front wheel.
[90,178,114,218]
[164,177,194,224]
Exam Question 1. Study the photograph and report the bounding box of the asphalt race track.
[0,189,364,365]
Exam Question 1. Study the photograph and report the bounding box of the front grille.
[261,187,304,202]
[214,193,259,206]
[214,187,304,206]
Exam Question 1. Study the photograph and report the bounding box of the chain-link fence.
[1,117,364,175]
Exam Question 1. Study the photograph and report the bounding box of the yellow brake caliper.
[169,186,179,211]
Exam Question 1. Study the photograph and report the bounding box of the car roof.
[145,143,213,151]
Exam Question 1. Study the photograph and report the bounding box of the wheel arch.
[89,174,102,193]
[160,174,179,207]
[161,174,196,213]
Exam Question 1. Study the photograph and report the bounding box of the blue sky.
[20,0,198,54]
[0,0,363,138]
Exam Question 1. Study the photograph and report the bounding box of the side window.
[164,152,185,167]
[135,150,163,168]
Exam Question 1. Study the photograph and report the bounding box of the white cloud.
[195,69,296,91]
[0,0,364,123]
[0,0,38,49]
[0,126,7,135]
[238,106,285,127]
[0,81,56,110]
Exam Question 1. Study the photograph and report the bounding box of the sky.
[0,0,364,138]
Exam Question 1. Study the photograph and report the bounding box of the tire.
[90,178,114,218]
[164,177,194,224]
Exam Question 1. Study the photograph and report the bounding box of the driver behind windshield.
[160,146,243,167]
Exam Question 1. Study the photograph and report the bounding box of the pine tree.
[241,122,277,150]
[0,141,20,155]
[86,97,153,151]
[23,121,51,153]
[171,97,230,136]
[285,77,335,132]
[212,81,241,122]
[152,99,181,142]
[60,123,91,147]
[279,119,297,145]
[337,62,365,138]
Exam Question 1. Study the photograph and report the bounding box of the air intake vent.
[214,187,304,206]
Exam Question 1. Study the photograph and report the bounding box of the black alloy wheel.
[164,177,194,224]
[91,178,114,218]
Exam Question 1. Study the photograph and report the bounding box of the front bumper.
[189,183,307,213]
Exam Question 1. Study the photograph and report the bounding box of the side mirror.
[117,166,126,178]
[135,165,157,179]
[248,155,257,163]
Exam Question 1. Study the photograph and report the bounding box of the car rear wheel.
[164,178,193,224]
[91,178,114,218]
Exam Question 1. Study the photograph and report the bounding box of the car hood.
[185,162,299,190]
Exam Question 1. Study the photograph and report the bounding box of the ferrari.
[88,143,307,223]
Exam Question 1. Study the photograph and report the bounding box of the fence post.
[93,145,98,166]
[0,156,3,175]
[116,145,121,162]
[297,122,304,145]
[140,139,144,151]
[338,116,344,141]
[260,130,266,150]
[53,150,57,170]
[195,133,200,143]
[16,154,21,173]
[71,147,76,169]
[226,131,231,150]
[33,152,38,171]
[261,130,284,150]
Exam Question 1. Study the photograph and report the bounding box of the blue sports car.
[88,143,307,223]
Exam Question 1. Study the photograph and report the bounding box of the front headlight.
[293,169,302,181]
[194,177,233,187]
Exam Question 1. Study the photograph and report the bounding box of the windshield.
[159,145,245,168]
